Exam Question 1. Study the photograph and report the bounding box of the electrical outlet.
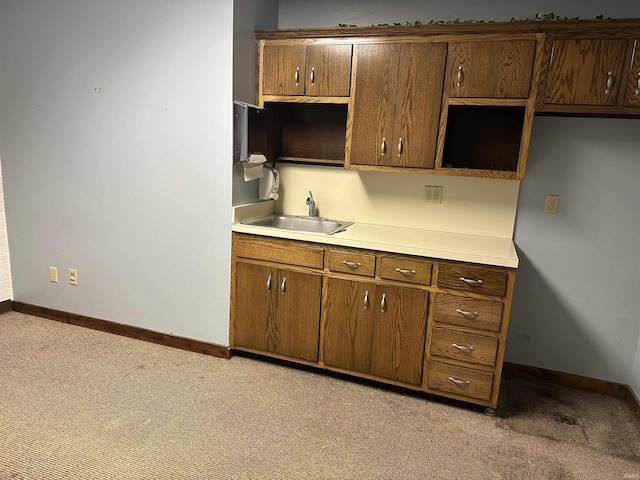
[425,186,443,204]
[49,267,58,283]
[544,194,560,214]
[69,268,78,286]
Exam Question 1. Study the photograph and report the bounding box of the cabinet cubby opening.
[265,102,347,165]
[442,105,526,172]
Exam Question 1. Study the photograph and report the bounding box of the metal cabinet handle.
[456,66,464,87]
[342,260,362,268]
[448,376,470,386]
[452,343,475,352]
[456,308,479,318]
[310,67,315,86]
[460,277,483,286]
[364,290,369,310]
[635,73,640,95]
[395,267,417,276]
[397,138,403,158]
[605,70,614,95]
[295,67,300,85]
[380,293,387,313]
[266,274,272,291]
[281,277,286,295]
[380,137,386,157]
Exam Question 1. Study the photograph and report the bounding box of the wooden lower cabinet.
[321,276,428,385]
[231,233,515,408]
[234,260,322,362]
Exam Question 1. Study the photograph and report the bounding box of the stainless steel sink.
[241,214,353,235]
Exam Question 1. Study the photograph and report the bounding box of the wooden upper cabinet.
[624,39,640,107]
[448,41,536,98]
[261,43,352,97]
[350,42,446,169]
[545,39,627,106]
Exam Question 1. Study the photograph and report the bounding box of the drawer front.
[438,264,507,297]
[430,327,498,367]
[235,237,324,269]
[379,256,433,285]
[428,361,493,401]
[328,250,376,277]
[434,294,503,332]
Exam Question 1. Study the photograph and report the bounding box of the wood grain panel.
[235,236,325,269]
[430,327,498,367]
[433,294,503,332]
[369,285,428,385]
[427,361,493,401]
[275,269,322,362]
[232,262,275,352]
[321,277,374,373]
[391,42,446,168]
[305,44,352,97]
[262,45,306,96]
[328,250,376,277]
[545,39,627,105]
[379,255,433,285]
[350,43,400,166]
[625,40,640,107]
[437,264,508,297]
[449,41,536,98]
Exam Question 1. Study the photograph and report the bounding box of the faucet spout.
[306,191,316,217]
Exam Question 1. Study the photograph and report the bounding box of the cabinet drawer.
[328,250,376,277]
[235,237,324,269]
[437,264,507,297]
[430,327,498,367]
[379,256,432,285]
[428,361,493,401]
[434,294,503,332]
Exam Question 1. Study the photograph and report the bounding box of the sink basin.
[241,214,353,235]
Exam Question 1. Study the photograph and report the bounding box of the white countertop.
[231,203,519,269]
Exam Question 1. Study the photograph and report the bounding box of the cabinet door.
[624,40,640,107]
[234,262,276,352]
[274,268,322,362]
[262,45,306,96]
[369,285,428,385]
[350,43,400,166]
[545,39,627,105]
[449,41,536,98]
[305,45,352,97]
[391,43,446,168]
[322,276,375,373]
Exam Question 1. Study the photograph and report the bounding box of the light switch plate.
[425,186,443,204]
[49,267,58,283]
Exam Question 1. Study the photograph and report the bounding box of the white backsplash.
[274,164,520,239]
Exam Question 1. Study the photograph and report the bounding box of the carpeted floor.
[1,311,639,479]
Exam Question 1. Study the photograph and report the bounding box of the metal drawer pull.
[635,73,640,95]
[448,376,470,386]
[460,277,483,286]
[266,274,272,291]
[342,260,362,268]
[452,343,475,352]
[281,277,286,295]
[456,308,479,318]
[456,66,464,87]
[397,138,403,157]
[295,67,300,85]
[310,67,315,86]
[380,137,386,157]
[605,70,614,95]
[381,293,387,313]
[364,290,369,310]
[395,268,417,275]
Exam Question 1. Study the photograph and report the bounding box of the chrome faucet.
[306,191,316,217]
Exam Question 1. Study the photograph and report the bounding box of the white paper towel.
[242,153,267,181]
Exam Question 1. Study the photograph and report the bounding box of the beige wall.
[274,164,520,238]
[0,158,12,302]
